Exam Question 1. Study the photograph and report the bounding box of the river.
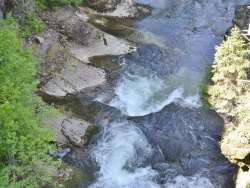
[53,0,250,187]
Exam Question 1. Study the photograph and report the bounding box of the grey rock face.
[61,117,91,147]
[39,6,100,46]
[0,9,3,19]
[40,58,106,97]
[51,115,97,148]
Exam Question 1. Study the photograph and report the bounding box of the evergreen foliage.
[208,27,250,117]
[200,26,250,121]
[21,12,44,37]
[0,14,60,187]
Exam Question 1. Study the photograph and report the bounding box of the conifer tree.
[208,27,250,117]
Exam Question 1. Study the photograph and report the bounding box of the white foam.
[163,175,214,188]
[106,66,201,116]
[89,121,159,188]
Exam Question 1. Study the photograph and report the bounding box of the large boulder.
[51,115,98,147]
[39,6,99,46]
[40,57,106,97]
[131,103,236,187]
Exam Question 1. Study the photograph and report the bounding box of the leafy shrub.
[21,12,44,37]
[0,14,60,187]
[35,0,83,9]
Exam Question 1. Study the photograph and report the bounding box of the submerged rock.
[57,148,71,158]
[131,103,236,187]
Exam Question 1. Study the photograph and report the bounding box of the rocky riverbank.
[29,1,150,148]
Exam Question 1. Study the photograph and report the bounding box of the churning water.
[108,65,200,116]
[88,121,158,188]
[88,121,214,188]
[78,0,250,187]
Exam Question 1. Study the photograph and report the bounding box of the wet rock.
[57,148,71,158]
[131,103,236,187]
[81,0,149,18]
[38,4,136,63]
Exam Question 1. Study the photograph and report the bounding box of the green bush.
[0,14,60,187]
[35,0,83,9]
[21,12,44,37]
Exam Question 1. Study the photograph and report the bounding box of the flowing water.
[51,0,250,187]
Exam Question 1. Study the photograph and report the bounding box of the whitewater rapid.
[97,65,201,117]
[88,121,214,188]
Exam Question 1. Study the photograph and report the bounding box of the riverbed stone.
[51,115,97,147]
[61,117,90,147]
[68,32,136,62]
[40,58,106,97]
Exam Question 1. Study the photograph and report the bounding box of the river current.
[60,0,250,187]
